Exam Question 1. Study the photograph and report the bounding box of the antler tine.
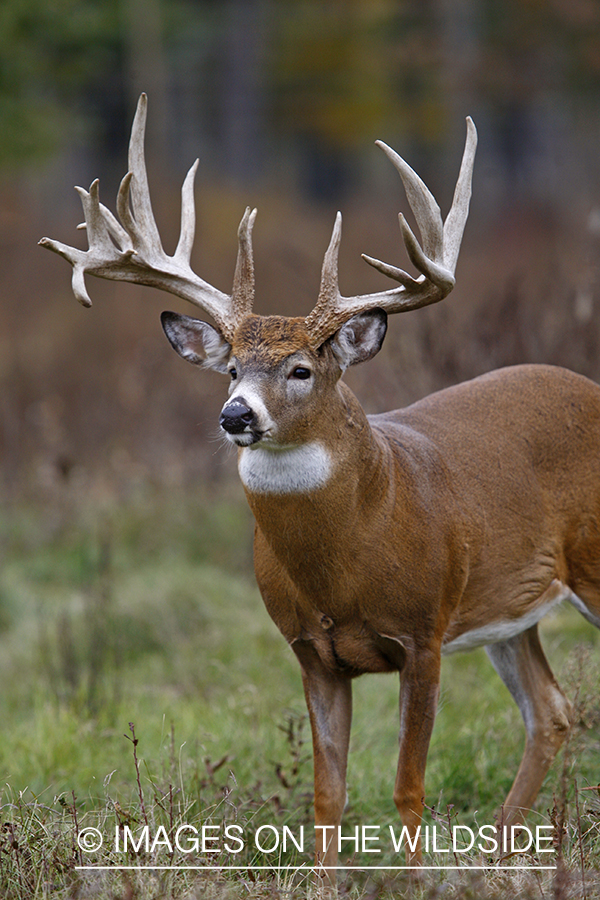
[174,158,200,265]
[125,93,163,255]
[443,116,477,274]
[231,206,257,319]
[374,139,443,264]
[305,118,477,348]
[319,210,343,306]
[39,94,255,342]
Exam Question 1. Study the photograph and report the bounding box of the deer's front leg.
[292,640,352,882]
[393,645,441,868]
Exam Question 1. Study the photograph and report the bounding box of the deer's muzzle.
[219,400,256,435]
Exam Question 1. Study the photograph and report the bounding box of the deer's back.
[374,364,600,494]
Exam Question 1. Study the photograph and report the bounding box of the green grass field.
[1,483,599,898]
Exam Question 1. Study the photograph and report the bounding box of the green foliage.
[0,0,122,166]
[2,0,600,174]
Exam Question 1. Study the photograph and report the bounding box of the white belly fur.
[238,442,332,494]
[442,581,575,655]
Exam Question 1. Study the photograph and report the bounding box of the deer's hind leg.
[485,624,573,829]
[566,514,600,630]
[567,575,600,630]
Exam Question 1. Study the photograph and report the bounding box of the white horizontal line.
[76,865,558,871]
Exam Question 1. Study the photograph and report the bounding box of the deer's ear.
[161,311,231,373]
[328,309,387,370]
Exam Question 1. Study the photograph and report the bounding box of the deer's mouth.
[226,429,263,447]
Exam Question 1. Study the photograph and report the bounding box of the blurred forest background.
[2,0,600,499]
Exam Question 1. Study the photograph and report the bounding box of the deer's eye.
[290,366,311,380]
[229,368,237,380]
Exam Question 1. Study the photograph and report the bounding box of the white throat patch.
[238,442,332,494]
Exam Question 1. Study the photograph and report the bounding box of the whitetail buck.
[41,95,600,879]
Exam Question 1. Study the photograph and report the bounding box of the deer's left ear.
[328,309,388,370]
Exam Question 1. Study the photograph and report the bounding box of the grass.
[0,481,599,898]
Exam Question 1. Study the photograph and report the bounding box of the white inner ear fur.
[329,311,387,371]
[196,324,231,372]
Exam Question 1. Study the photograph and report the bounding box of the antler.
[305,117,477,347]
[39,94,255,342]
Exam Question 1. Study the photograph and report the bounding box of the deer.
[40,95,600,881]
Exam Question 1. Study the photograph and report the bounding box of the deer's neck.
[237,381,369,498]
[239,383,388,549]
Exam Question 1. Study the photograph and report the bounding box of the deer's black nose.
[219,401,255,434]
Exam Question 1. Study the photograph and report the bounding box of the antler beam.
[39,94,255,342]
[305,118,477,348]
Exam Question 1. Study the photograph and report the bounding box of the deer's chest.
[254,535,442,675]
[295,613,408,675]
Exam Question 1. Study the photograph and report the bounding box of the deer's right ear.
[161,311,231,373]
